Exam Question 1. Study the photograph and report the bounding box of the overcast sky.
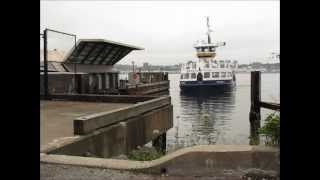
[40,1,279,66]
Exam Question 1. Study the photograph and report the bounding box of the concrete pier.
[41,100,131,147]
[41,94,173,158]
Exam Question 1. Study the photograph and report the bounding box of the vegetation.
[127,146,164,161]
[259,112,280,146]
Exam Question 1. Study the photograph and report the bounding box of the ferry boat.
[179,17,238,92]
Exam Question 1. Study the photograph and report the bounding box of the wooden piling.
[152,132,166,154]
[249,71,261,145]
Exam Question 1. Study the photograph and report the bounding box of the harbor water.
[166,73,280,152]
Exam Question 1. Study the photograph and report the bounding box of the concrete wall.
[40,72,119,95]
[42,105,173,158]
[40,73,76,94]
[41,145,279,178]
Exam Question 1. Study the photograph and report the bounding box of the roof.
[40,50,67,62]
[40,61,67,72]
[62,39,144,66]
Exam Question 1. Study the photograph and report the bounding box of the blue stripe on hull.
[180,80,234,86]
[180,80,235,91]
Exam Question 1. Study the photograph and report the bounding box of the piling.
[249,71,261,145]
[152,132,167,154]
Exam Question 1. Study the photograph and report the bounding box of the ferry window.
[212,72,219,78]
[191,73,196,79]
[204,72,210,78]
[205,63,209,68]
[192,63,196,69]
[180,74,183,79]
[184,73,190,79]
[221,72,226,78]
[220,63,225,68]
[204,48,209,52]
[228,72,232,77]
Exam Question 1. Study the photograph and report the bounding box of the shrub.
[259,112,280,146]
[127,147,164,161]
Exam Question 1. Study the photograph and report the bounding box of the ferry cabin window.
[191,73,196,79]
[205,63,209,68]
[220,63,225,68]
[184,73,190,79]
[192,63,196,69]
[228,72,232,77]
[180,74,183,79]
[212,72,219,78]
[204,72,210,78]
[221,72,226,78]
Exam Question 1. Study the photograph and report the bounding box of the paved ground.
[40,163,244,180]
[40,100,132,148]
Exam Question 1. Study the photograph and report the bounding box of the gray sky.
[40,1,280,66]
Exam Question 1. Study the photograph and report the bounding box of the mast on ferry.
[206,16,213,44]
[194,17,225,59]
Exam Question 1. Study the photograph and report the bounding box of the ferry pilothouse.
[179,17,238,92]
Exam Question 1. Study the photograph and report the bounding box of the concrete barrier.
[42,105,173,158]
[41,145,279,177]
[74,96,171,134]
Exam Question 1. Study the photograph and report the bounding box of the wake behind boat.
[179,17,238,92]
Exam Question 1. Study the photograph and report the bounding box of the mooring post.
[43,29,49,99]
[249,71,261,145]
[152,132,167,154]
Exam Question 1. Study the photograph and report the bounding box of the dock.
[41,100,132,147]
[40,94,173,158]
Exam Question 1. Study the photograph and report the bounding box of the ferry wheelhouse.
[179,17,238,91]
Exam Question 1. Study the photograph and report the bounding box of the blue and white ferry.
[179,17,238,92]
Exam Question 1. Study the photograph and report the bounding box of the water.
[166,73,280,152]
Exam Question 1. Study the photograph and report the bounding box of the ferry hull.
[179,80,235,92]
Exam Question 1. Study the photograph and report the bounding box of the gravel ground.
[40,163,243,180]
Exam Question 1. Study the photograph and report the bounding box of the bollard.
[249,71,261,145]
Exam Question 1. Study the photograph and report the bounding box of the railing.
[249,71,280,145]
